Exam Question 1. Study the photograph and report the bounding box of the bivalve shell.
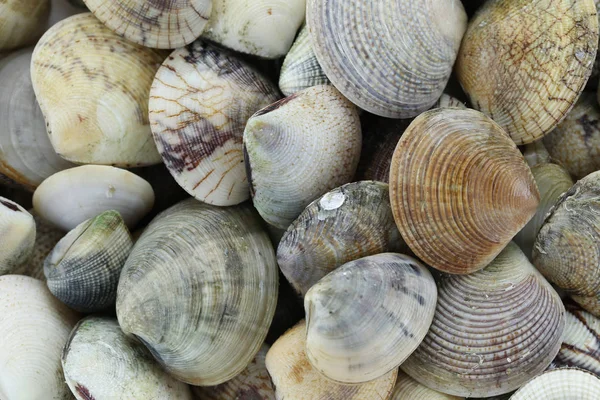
[0,198,36,276]
[510,368,600,400]
[0,0,50,51]
[391,371,463,400]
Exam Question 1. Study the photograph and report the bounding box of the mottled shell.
[149,41,279,206]
[44,210,132,312]
[543,92,600,180]
[390,108,539,274]
[400,243,565,397]
[456,0,599,145]
[0,49,74,191]
[510,368,600,399]
[277,181,407,296]
[307,0,467,118]
[31,13,165,166]
[33,165,155,231]
[391,371,463,400]
[202,0,305,59]
[117,199,279,385]
[243,85,362,229]
[0,198,36,276]
[0,0,49,51]
[192,344,275,400]
[0,275,79,400]
[305,253,437,383]
[62,317,192,400]
[265,322,397,400]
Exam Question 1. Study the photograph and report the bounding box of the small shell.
[44,210,132,312]
[277,181,407,296]
[33,165,155,231]
[0,198,36,275]
[391,371,463,400]
[243,85,362,229]
[523,141,552,168]
[265,322,397,400]
[389,108,539,274]
[510,368,600,400]
[401,242,565,398]
[0,275,79,399]
[456,0,599,145]
[307,0,467,118]
[31,13,165,166]
[0,0,50,51]
[149,41,279,206]
[305,253,437,384]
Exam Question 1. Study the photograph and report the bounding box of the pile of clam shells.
[4,0,600,399]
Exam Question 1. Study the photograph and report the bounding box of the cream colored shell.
[0,198,36,276]
[391,371,463,400]
[510,368,600,399]
[0,0,50,51]
[553,305,600,374]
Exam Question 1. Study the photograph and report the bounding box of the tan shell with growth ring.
[0,0,50,51]
[391,371,463,400]
[510,368,600,400]
[0,198,36,276]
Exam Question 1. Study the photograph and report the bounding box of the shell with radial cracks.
[243,85,362,229]
[62,317,192,400]
[305,253,437,384]
[33,165,155,231]
[265,321,397,400]
[0,0,50,51]
[391,371,463,400]
[510,368,600,400]
[307,0,467,118]
[149,41,279,206]
[116,199,279,386]
[456,0,599,145]
[389,108,539,274]
[0,275,79,400]
[277,181,408,296]
[31,13,165,167]
[83,0,212,49]
[0,198,36,276]
[400,242,565,397]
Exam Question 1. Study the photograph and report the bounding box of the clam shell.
[0,197,36,275]
[31,13,165,167]
[389,108,539,274]
[277,181,407,296]
[433,94,467,110]
[307,0,467,118]
[243,85,362,229]
[523,141,552,168]
[0,0,50,51]
[116,199,279,385]
[149,41,279,206]
[456,0,599,145]
[265,321,397,400]
[391,371,463,400]
[510,368,600,399]
[62,316,192,400]
[0,275,79,399]
[400,242,565,397]
[305,253,437,384]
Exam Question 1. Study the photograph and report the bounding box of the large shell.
[0,0,50,51]
[277,181,407,296]
[0,198,36,275]
[456,0,599,145]
[0,49,74,191]
[307,0,467,118]
[0,275,79,399]
[391,371,463,400]
[305,253,437,384]
[243,85,362,229]
[62,316,192,400]
[31,13,165,167]
[510,368,600,400]
[390,108,539,274]
[33,165,155,231]
[149,41,279,206]
[265,321,397,400]
[116,199,279,385]
[401,242,565,398]
[83,0,211,49]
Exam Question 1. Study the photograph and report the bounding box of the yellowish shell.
[391,371,463,400]
[510,368,600,400]
[0,198,36,276]
[0,0,50,51]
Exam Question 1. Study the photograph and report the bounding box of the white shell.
[0,198,36,275]
[510,368,600,399]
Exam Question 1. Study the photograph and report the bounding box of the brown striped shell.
[391,371,463,400]
[510,368,600,399]
[389,108,539,274]
[0,0,49,51]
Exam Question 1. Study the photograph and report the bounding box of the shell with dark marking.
[0,197,36,276]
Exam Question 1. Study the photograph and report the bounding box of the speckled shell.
[201,0,305,59]
[0,275,79,400]
[389,108,539,274]
[192,344,275,399]
[456,0,598,145]
[44,210,132,312]
[401,242,565,398]
[265,322,397,400]
[0,198,36,276]
[62,317,192,400]
[543,92,600,180]
[149,41,279,206]
[307,0,467,118]
[391,371,463,400]
[305,253,437,384]
[510,368,600,399]
[277,181,407,296]
[116,199,279,385]
[33,165,155,231]
[0,49,74,191]
[243,85,362,229]
[0,0,49,51]
[31,13,165,166]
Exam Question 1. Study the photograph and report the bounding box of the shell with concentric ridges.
[510,368,600,399]
[391,371,463,400]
